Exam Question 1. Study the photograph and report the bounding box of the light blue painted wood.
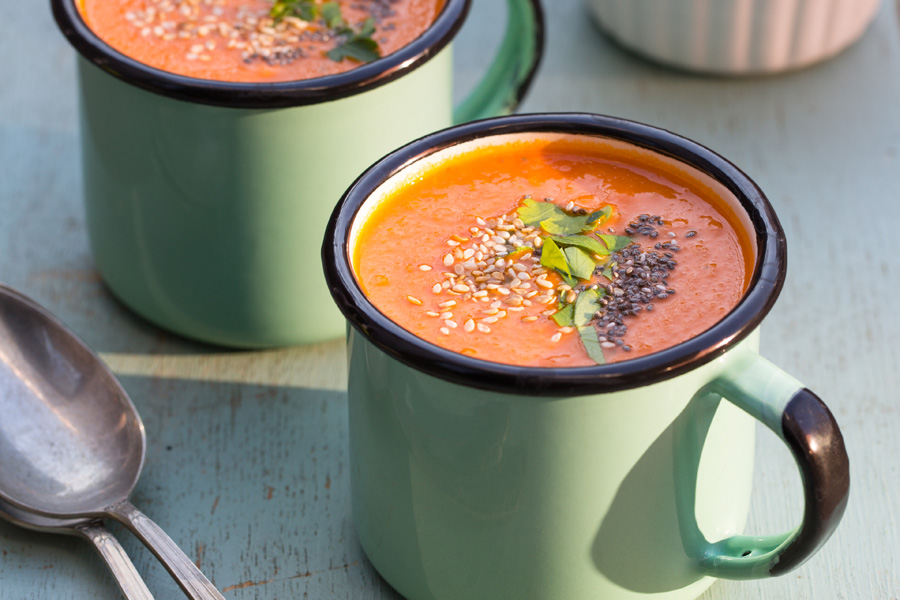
[1,0,898,598]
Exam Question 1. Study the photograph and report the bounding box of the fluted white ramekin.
[585,0,882,74]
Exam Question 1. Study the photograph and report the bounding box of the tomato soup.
[352,134,755,367]
[76,0,443,82]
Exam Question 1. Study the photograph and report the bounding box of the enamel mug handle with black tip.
[677,355,850,579]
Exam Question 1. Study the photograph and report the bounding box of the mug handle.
[453,0,545,124]
[694,354,850,579]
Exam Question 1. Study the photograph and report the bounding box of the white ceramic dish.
[585,0,882,75]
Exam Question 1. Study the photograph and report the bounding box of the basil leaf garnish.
[563,246,596,280]
[585,206,612,230]
[540,237,570,275]
[518,198,562,226]
[573,289,600,326]
[598,234,633,252]
[552,303,575,327]
[541,213,589,236]
[578,325,607,365]
[551,234,609,256]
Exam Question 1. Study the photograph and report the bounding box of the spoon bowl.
[0,283,224,600]
[0,284,145,516]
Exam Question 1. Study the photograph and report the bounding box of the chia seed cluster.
[593,237,679,352]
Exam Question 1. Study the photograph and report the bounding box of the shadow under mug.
[51,0,544,348]
[322,114,850,600]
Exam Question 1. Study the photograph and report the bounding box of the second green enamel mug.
[322,113,851,600]
[51,0,543,347]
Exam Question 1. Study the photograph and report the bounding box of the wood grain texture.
[1,0,898,598]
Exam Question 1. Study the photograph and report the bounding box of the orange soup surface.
[354,136,755,368]
[77,0,443,82]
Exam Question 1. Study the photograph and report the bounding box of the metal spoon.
[0,283,224,600]
[0,498,154,599]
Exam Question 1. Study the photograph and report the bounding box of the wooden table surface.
[1,0,899,598]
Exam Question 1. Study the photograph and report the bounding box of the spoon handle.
[75,521,155,600]
[108,501,226,600]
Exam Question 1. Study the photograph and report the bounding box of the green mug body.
[323,114,850,599]
[53,0,544,347]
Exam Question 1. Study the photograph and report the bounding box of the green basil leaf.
[295,1,316,20]
[271,0,317,22]
[551,303,575,327]
[585,206,612,230]
[563,246,596,280]
[328,36,380,62]
[321,1,345,27]
[518,198,563,226]
[561,272,579,288]
[578,325,607,365]
[601,262,615,280]
[540,237,570,275]
[541,213,589,236]
[357,16,376,37]
[573,289,600,326]
[551,234,609,256]
[598,234,633,252]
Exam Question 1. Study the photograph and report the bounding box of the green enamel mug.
[51,0,543,347]
[322,114,850,600]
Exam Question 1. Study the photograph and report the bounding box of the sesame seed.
[444,320,458,328]
[443,254,454,266]
[522,316,538,322]
[407,296,422,306]
[425,311,440,317]
[477,323,491,333]
[551,332,562,342]
[464,319,475,332]
[440,327,450,335]
[440,312,453,319]
[439,300,456,308]
[432,284,442,294]
[419,264,432,271]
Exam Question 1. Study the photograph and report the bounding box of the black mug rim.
[51,0,470,108]
[323,113,787,397]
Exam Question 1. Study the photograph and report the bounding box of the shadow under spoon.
[0,499,154,599]
[0,283,224,600]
